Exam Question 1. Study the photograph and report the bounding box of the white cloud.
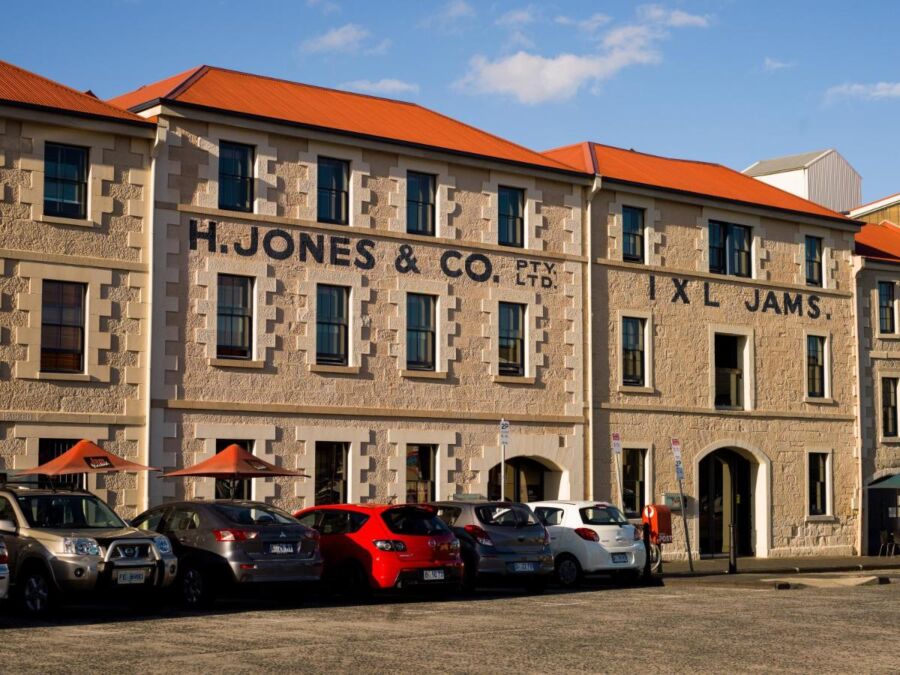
[638,4,710,27]
[422,0,475,29]
[299,23,389,55]
[555,13,612,33]
[763,57,794,72]
[340,78,420,95]
[497,7,535,27]
[505,29,535,50]
[826,82,900,102]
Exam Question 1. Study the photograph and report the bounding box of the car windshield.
[580,505,628,526]
[214,504,297,526]
[381,507,450,535]
[475,504,538,527]
[16,494,125,529]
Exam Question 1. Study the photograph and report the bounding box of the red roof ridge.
[0,59,150,124]
[589,141,730,170]
[108,65,207,110]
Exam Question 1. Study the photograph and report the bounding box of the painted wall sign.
[648,274,824,320]
[189,220,558,289]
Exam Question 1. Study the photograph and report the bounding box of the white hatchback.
[528,501,646,587]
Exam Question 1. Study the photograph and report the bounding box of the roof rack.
[0,480,92,494]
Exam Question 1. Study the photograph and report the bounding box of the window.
[133,508,166,533]
[0,498,18,525]
[805,236,823,287]
[714,334,744,408]
[315,442,348,505]
[807,335,826,398]
[882,378,898,437]
[298,509,369,535]
[622,448,647,518]
[405,445,436,503]
[215,439,252,500]
[406,293,436,371]
[44,142,88,219]
[622,206,645,263]
[709,221,751,277]
[217,274,253,359]
[41,280,86,373]
[622,317,646,386]
[218,141,254,212]
[407,171,436,236]
[318,157,349,224]
[38,439,83,490]
[808,452,830,516]
[498,302,525,376]
[316,285,349,366]
[498,186,524,248]
[879,282,895,334]
[534,507,564,526]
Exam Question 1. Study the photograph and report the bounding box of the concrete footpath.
[661,554,900,577]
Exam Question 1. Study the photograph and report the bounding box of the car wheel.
[180,565,214,608]
[648,543,662,574]
[555,554,583,588]
[20,567,56,617]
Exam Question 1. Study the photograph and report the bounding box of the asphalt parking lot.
[0,573,897,674]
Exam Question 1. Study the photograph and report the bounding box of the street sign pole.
[671,438,694,573]
[499,419,510,501]
[611,432,624,511]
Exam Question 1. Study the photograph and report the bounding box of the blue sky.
[5,0,899,203]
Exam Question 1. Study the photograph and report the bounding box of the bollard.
[728,523,737,574]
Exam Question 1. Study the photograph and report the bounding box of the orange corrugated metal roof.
[0,59,151,126]
[108,65,581,174]
[544,141,857,223]
[856,220,900,263]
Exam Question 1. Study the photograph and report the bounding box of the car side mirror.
[0,519,17,534]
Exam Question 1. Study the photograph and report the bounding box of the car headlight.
[63,537,100,556]
[153,536,172,555]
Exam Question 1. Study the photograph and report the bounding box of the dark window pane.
[622,206,644,263]
[879,282,895,334]
[883,378,898,437]
[405,444,436,503]
[214,439,252,499]
[407,172,435,236]
[709,221,751,278]
[808,452,828,516]
[318,157,349,224]
[499,302,525,376]
[406,293,435,370]
[218,141,254,212]
[805,236,823,287]
[622,447,646,518]
[44,143,88,219]
[622,317,645,386]
[316,284,349,365]
[37,439,84,490]
[807,335,825,398]
[714,334,743,408]
[315,442,347,505]
[217,275,253,359]
[41,280,85,373]
[498,186,524,247]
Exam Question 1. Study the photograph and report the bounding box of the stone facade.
[0,107,154,518]
[591,185,861,558]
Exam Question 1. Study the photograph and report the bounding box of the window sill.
[875,332,900,341]
[804,396,835,405]
[40,215,93,228]
[34,371,91,382]
[804,515,837,524]
[879,436,900,445]
[714,405,747,412]
[618,385,655,394]
[493,375,536,385]
[401,369,447,380]
[310,363,360,375]
[208,357,265,369]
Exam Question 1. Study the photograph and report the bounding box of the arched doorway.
[698,448,754,557]
[487,457,559,502]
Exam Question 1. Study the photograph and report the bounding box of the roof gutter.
[0,98,155,130]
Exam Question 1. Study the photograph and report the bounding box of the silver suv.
[0,485,178,615]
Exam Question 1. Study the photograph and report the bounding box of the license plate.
[513,562,537,573]
[116,570,146,585]
[611,553,628,564]
[268,543,295,555]
[423,569,445,581]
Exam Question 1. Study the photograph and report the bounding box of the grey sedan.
[133,500,322,607]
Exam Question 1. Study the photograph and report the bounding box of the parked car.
[0,484,178,615]
[132,500,322,607]
[529,500,646,587]
[430,500,554,592]
[0,539,9,601]
[293,504,462,595]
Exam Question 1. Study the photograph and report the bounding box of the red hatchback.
[293,504,463,593]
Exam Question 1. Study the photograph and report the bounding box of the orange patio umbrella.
[162,443,309,480]
[17,439,158,476]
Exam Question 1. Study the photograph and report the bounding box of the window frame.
[40,279,86,374]
[218,140,255,213]
[44,142,89,220]
[622,206,645,263]
[37,438,84,490]
[406,293,436,371]
[708,220,752,278]
[498,186,525,248]
[498,301,526,376]
[216,274,254,360]
[806,334,827,399]
[317,156,350,225]
[405,444,436,503]
[621,446,649,519]
[621,316,647,387]
[316,284,350,366]
[709,326,754,411]
[214,439,253,500]
[805,450,833,518]
[804,331,831,401]
[406,171,436,236]
[805,235,823,287]
[314,441,349,506]
[878,281,896,335]
[881,376,899,438]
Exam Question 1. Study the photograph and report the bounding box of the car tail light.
[213,528,259,542]
[464,524,494,547]
[373,540,407,552]
[575,528,600,542]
